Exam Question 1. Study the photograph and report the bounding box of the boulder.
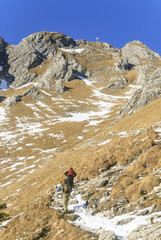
[98,229,117,240]
[108,77,128,90]
[116,58,134,71]
[116,217,134,225]
[94,177,109,188]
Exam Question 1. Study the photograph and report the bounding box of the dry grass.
[0,195,94,240]
[125,70,138,83]
[155,59,161,67]
[110,143,161,202]
[29,59,52,75]
[110,97,161,133]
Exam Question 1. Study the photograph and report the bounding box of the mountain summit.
[0,32,161,239]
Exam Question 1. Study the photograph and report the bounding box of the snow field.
[55,192,161,239]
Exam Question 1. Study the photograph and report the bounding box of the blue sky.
[0,0,161,54]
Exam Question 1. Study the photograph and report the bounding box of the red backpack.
[68,168,74,175]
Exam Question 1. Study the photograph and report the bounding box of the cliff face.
[0,32,161,239]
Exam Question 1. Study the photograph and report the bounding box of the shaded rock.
[63,213,79,222]
[0,36,8,66]
[0,96,6,103]
[6,95,22,108]
[116,217,134,225]
[0,36,7,52]
[102,210,115,219]
[94,177,109,188]
[108,77,128,90]
[13,72,37,88]
[136,209,149,216]
[23,86,46,99]
[116,58,134,71]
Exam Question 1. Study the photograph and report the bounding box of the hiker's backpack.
[68,168,74,176]
[61,179,71,193]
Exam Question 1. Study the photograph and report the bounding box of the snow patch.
[60,48,84,53]
[68,193,161,238]
[98,139,111,146]
[0,107,6,121]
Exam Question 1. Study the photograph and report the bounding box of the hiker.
[56,179,71,214]
[64,167,76,191]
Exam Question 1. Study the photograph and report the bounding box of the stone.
[116,217,134,225]
[98,229,117,240]
[94,177,109,188]
[148,205,156,214]
[103,210,115,219]
[6,95,22,108]
[116,58,134,71]
[108,77,128,90]
[23,86,46,100]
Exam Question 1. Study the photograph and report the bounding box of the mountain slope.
[0,32,161,239]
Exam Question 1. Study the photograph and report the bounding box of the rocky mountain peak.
[122,40,161,65]
[0,36,7,51]
[21,31,76,49]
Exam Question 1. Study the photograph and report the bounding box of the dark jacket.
[64,168,76,189]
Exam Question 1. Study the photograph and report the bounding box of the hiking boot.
[63,210,68,214]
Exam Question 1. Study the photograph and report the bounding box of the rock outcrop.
[0,36,8,65]
[4,32,85,90]
[118,67,161,118]
[37,52,85,91]
[122,41,161,65]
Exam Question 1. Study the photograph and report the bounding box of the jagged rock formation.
[4,32,85,89]
[37,52,85,91]
[118,67,161,118]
